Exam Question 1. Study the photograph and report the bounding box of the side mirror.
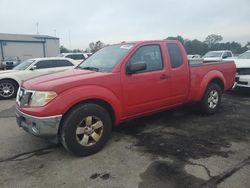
[30,65,37,70]
[126,61,147,74]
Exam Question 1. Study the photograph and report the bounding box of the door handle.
[160,74,169,80]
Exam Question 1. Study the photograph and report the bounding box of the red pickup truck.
[16,40,236,156]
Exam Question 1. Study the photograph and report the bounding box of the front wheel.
[60,103,112,156]
[200,83,222,114]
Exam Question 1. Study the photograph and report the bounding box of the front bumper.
[234,76,250,88]
[16,108,62,142]
[2,62,16,69]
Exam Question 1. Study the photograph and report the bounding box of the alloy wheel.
[208,90,219,109]
[0,82,15,98]
[75,116,104,146]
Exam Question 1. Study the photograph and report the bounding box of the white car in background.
[0,57,78,99]
[234,50,250,88]
[187,54,201,59]
[59,53,92,63]
[203,50,233,62]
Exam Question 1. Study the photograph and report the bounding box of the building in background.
[0,33,60,68]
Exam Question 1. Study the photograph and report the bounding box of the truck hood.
[234,59,250,68]
[22,69,110,93]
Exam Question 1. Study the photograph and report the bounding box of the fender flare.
[56,85,123,124]
[198,70,225,101]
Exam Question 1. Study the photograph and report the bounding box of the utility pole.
[54,29,57,37]
[36,22,39,34]
[68,30,72,50]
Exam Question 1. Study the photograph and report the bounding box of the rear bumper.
[16,108,62,142]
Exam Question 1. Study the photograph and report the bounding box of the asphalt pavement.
[0,90,250,188]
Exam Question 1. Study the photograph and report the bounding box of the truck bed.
[188,60,236,102]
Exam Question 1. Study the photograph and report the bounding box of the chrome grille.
[237,68,250,75]
[6,62,13,65]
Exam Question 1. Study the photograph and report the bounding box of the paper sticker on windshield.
[120,45,133,50]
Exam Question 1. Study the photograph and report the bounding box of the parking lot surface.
[0,90,250,188]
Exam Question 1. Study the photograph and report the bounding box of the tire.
[0,80,18,99]
[200,83,222,114]
[60,103,112,156]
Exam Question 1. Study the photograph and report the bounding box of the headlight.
[29,91,57,107]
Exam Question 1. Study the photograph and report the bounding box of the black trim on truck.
[189,61,234,67]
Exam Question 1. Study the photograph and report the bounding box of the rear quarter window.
[65,54,75,59]
[35,60,53,69]
[167,43,183,68]
[74,54,85,60]
[56,60,74,67]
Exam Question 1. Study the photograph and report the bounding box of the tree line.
[60,41,105,54]
[60,34,250,56]
[167,34,249,55]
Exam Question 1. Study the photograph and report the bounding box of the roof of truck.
[121,40,178,44]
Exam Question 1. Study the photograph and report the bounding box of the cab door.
[121,44,172,117]
[165,43,190,104]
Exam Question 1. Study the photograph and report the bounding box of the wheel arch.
[58,98,117,136]
[198,70,225,101]
[64,98,115,124]
[209,77,224,92]
[0,78,19,88]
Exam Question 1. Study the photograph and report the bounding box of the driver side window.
[128,45,163,73]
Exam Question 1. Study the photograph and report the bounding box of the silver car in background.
[2,56,21,69]
[203,50,233,62]
[59,53,92,63]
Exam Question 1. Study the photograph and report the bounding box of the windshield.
[238,51,250,59]
[77,44,133,72]
[203,52,223,58]
[13,60,34,70]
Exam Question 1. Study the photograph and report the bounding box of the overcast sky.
[0,0,250,49]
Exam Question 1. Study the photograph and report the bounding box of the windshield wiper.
[79,66,99,71]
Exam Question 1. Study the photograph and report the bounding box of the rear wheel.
[0,80,18,99]
[60,103,112,156]
[200,83,222,114]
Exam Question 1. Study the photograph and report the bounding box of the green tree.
[246,42,250,49]
[89,41,105,53]
[165,34,248,56]
[204,34,223,48]
[166,35,185,45]
[60,45,71,53]
[185,39,208,55]
[210,41,247,54]
[72,49,82,53]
